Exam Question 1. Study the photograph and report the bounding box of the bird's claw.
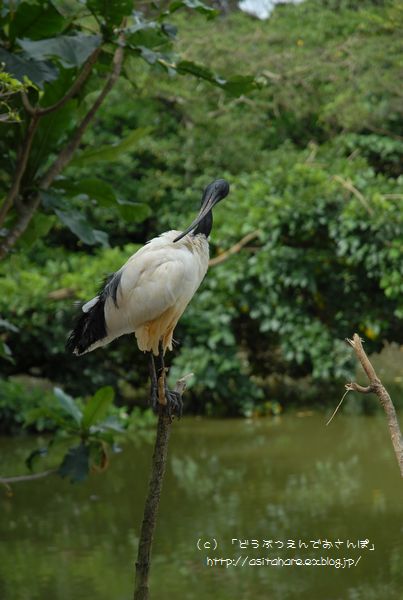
[164,388,183,419]
[149,383,183,419]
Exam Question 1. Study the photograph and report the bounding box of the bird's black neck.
[193,211,212,238]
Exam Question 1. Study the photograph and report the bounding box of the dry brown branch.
[0,469,56,486]
[47,288,77,301]
[333,175,373,216]
[209,230,261,267]
[134,373,191,600]
[345,333,403,477]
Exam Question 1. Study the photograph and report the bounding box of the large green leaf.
[28,99,77,176]
[116,200,152,222]
[87,0,133,26]
[52,178,118,206]
[54,208,109,246]
[176,60,258,97]
[0,47,59,87]
[126,18,175,49]
[17,34,102,68]
[49,179,150,222]
[50,0,87,19]
[58,444,90,482]
[220,75,258,97]
[54,387,82,425]
[176,60,215,82]
[18,213,56,250]
[9,2,66,42]
[82,386,114,430]
[70,127,150,166]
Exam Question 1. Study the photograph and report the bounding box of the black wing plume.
[66,271,122,355]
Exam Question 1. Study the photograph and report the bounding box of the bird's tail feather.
[66,297,107,356]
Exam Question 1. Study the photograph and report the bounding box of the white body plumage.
[80,230,209,355]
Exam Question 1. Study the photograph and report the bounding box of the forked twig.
[344,333,403,477]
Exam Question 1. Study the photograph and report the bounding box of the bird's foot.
[163,387,183,419]
[150,380,183,419]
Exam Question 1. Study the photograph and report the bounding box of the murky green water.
[0,414,402,600]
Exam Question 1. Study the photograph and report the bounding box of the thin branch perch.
[134,374,191,600]
[345,333,403,477]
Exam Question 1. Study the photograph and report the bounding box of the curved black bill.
[173,198,215,243]
[173,180,229,243]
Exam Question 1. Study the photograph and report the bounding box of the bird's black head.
[174,178,230,242]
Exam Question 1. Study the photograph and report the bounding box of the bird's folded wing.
[112,250,191,328]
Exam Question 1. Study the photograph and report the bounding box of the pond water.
[0,414,402,600]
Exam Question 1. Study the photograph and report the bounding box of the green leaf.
[9,2,66,42]
[18,213,56,249]
[116,200,151,222]
[54,208,109,246]
[58,444,90,482]
[126,22,171,49]
[137,46,161,65]
[175,61,257,97]
[54,387,82,425]
[70,127,150,166]
[52,178,118,206]
[220,75,258,97]
[87,0,133,26]
[176,60,215,82]
[0,318,19,333]
[25,447,48,472]
[50,0,87,19]
[17,34,102,68]
[82,386,114,430]
[168,0,219,18]
[0,47,59,88]
[0,340,13,363]
[28,99,77,171]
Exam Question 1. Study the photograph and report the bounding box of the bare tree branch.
[0,469,56,486]
[0,114,39,227]
[209,230,261,267]
[134,374,191,600]
[333,175,373,216]
[345,333,403,477]
[21,47,102,117]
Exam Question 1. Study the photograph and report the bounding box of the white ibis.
[67,179,230,414]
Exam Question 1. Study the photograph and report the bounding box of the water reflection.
[0,414,402,600]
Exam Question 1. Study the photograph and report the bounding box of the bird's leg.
[157,341,183,418]
[148,352,159,411]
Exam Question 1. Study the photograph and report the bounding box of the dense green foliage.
[1,0,402,424]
